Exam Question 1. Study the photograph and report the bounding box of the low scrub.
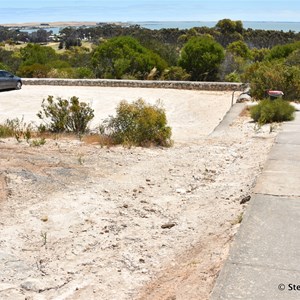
[30,137,46,147]
[250,98,295,125]
[0,122,15,138]
[0,118,32,142]
[101,99,172,147]
[37,96,94,134]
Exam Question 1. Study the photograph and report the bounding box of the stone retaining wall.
[23,78,244,91]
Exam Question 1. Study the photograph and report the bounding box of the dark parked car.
[0,70,22,90]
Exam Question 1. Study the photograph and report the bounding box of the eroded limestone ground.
[0,115,277,300]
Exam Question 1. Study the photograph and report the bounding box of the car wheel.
[16,81,22,90]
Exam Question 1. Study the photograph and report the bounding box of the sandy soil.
[0,86,278,299]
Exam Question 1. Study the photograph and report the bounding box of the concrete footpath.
[211,111,300,300]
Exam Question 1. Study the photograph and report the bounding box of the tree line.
[1,19,300,99]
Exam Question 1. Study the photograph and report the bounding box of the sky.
[1,0,300,23]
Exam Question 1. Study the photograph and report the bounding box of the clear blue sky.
[2,0,300,23]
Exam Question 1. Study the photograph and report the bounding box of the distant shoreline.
[0,21,124,28]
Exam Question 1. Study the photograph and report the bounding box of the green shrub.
[250,98,295,125]
[18,63,51,78]
[0,118,33,142]
[265,41,300,61]
[30,137,46,147]
[160,66,191,81]
[0,122,15,138]
[242,61,300,101]
[101,99,172,147]
[225,71,241,82]
[0,62,11,72]
[47,67,95,79]
[37,96,94,134]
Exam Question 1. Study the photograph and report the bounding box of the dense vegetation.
[1,19,300,99]
[91,36,167,79]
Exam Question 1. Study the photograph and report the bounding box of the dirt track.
[0,86,277,299]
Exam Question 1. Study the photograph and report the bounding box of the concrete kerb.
[209,102,246,137]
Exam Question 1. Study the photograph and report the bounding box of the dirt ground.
[0,86,278,299]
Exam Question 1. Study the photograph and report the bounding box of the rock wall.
[23,78,244,91]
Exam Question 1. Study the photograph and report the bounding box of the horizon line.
[2,20,300,26]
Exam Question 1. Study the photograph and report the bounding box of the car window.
[0,71,12,77]
[3,72,11,78]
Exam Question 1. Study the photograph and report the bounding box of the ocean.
[136,21,300,32]
[2,1,300,33]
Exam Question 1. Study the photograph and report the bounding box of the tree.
[214,19,244,46]
[0,48,21,73]
[215,19,244,35]
[265,41,300,61]
[19,44,57,66]
[242,42,300,101]
[227,41,251,59]
[220,41,252,81]
[91,36,167,79]
[251,48,270,62]
[18,44,58,77]
[179,36,225,81]
[29,29,51,43]
[242,61,300,100]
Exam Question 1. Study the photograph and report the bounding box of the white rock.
[176,188,186,194]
